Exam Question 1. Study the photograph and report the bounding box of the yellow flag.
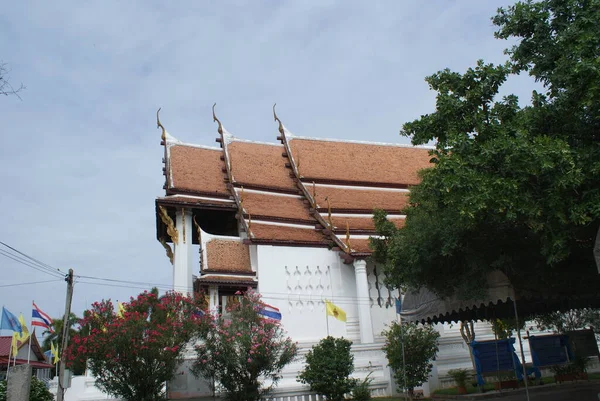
[18,314,29,342]
[116,302,125,318]
[11,332,19,356]
[325,300,347,322]
[51,342,60,365]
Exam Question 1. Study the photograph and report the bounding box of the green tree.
[297,336,356,401]
[382,323,440,400]
[192,291,297,401]
[372,0,600,301]
[534,308,600,334]
[41,313,86,376]
[65,289,207,401]
[42,313,81,352]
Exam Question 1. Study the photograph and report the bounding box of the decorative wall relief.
[368,264,398,308]
[285,265,293,312]
[283,264,332,313]
[315,265,325,310]
[304,266,314,311]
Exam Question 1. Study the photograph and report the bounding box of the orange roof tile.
[345,238,373,254]
[249,223,328,245]
[169,145,229,196]
[205,240,252,273]
[288,138,431,186]
[239,191,314,223]
[330,216,405,232]
[311,186,409,212]
[227,141,296,192]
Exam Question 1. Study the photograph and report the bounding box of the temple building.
[154,106,465,399]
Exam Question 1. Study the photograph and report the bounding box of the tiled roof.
[227,141,296,192]
[157,116,432,257]
[223,137,326,244]
[0,357,53,369]
[196,275,257,287]
[330,216,405,232]
[287,138,431,187]
[313,187,409,212]
[249,223,330,245]
[157,195,236,209]
[205,240,252,273]
[238,190,313,224]
[0,335,46,362]
[168,145,230,197]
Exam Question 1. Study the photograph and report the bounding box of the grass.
[432,371,600,396]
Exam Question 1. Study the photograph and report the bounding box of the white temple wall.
[366,261,399,341]
[256,245,357,342]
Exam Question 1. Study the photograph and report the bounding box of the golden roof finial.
[326,197,333,228]
[212,103,223,135]
[311,181,317,207]
[273,103,284,135]
[157,108,166,142]
[247,214,253,237]
[158,205,178,244]
[159,237,174,265]
[345,221,351,251]
[239,186,245,209]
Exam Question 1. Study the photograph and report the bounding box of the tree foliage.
[297,336,356,401]
[382,323,440,399]
[372,0,600,300]
[65,289,206,401]
[192,291,297,401]
[534,308,600,334]
[42,313,87,375]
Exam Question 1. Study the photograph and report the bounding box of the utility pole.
[57,269,74,401]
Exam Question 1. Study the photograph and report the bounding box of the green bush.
[447,369,471,387]
[382,322,440,398]
[297,336,356,401]
[0,377,53,401]
[351,372,373,401]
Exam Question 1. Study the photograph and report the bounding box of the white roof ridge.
[228,135,281,147]
[166,138,222,151]
[287,134,434,150]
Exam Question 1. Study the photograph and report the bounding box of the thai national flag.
[32,302,53,332]
[258,303,281,321]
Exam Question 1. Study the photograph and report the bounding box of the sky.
[0,1,539,333]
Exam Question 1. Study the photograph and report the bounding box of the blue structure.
[528,334,573,368]
[470,338,532,386]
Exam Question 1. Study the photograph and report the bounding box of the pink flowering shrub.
[65,289,207,401]
[192,290,297,401]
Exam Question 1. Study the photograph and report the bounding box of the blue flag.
[1,307,23,335]
[395,298,402,315]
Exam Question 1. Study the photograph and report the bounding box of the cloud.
[0,1,536,321]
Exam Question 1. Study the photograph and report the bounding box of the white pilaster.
[173,208,194,295]
[208,286,218,315]
[354,259,374,343]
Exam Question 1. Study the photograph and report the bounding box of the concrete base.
[7,364,31,401]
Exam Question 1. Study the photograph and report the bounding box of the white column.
[209,286,219,315]
[173,208,194,295]
[354,259,374,343]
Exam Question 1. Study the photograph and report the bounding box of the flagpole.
[27,328,34,363]
[325,300,330,337]
[6,332,12,380]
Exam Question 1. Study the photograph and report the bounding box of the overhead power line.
[0,241,66,278]
[0,279,63,288]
